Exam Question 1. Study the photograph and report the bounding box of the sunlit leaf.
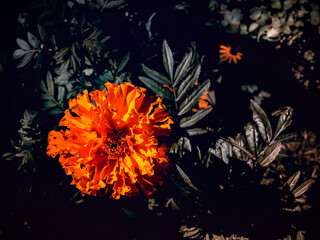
[285,171,300,191]
[273,106,293,140]
[178,79,210,116]
[244,123,259,154]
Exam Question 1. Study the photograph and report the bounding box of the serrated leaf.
[273,107,293,140]
[250,100,272,143]
[138,76,173,100]
[176,164,199,191]
[116,52,130,74]
[285,171,300,191]
[258,141,282,167]
[173,51,193,87]
[141,64,170,85]
[13,49,27,59]
[292,179,315,198]
[16,52,34,68]
[180,107,212,128]
[244,123,259,154]
[57,86,65,102]
[162,40,174,81]
[176,64,201,102]
[16,38,30,50]
[178,79,210,116]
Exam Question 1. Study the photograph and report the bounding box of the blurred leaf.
[16,38,30,50]
[138,76,173,100]
[173,51,193,87]
[38,24,47,43]
[141,64,170,85]
[178,79,210,116]
[121,207,136,219]
[176,64,201,102]
[13,49,27,59]
[296,231,306,240]
[258,141,282,167]
[186,128,209,136]
[57,86,65,103]
[49,108,63,115]
[162,40,174,80]
[46,72,54,96]
[180,107,212,128]
[116,52,130,74]
[166,198,180,211]
[2,152,16,161]
[292,179,315,198]
[285,171,300,191]
[250,100,272,143]
[27,32,38,48]
[176,164,199,191]
[16,52,34,68]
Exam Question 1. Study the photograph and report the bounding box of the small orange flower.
[219,45,243,64]
[192,91,212,112]
[47,82,173,199]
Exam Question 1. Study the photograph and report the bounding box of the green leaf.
[180,107,212,128]
[292,179,315,198]
[16,38,30,50]
[273,107,293,140]
[178,79,210,116]
[141,64,170,85]
[43,100,57,109]
[176,164,199,191]
[162,40,174,81]
[16,52,34,68]
[138,76,173,100]
[250,100,272,143]
[176,64,201,102]
[257,141,282,167]
[173,50,193,87]
[49,108,63,115]
[99,70,114,82]
[116,52,130,74]
[121,207,136,219]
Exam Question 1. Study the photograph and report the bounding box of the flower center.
[102,132,127,157]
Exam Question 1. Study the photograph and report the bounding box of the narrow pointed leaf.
[213,139,230,164]
[186,128,209,136]
[180,107,212,128]
[285,171,300,191]
[176,164,199,191]
[250,100,272,143]
[138,76,173,100]
[273,107,293,140]
[258,141,282,167]
[27,32,38,48]
[173,51,193,87]
[292,179,315,198]
[116,52,130,74]
[162,40,174,81]
[234,133,248,161]
[178,79,210,116]
[176,64,201,101]
[57,86,65,102]
[141,64,170,85]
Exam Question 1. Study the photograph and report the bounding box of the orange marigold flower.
[219,45,243,64]
[47,82,173,199]
[192,91,212,112]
